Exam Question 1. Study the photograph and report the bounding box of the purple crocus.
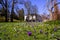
[27,31,32,36]
[40,29,43,33]
[53,27,57,32]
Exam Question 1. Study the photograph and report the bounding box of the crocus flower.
[53,27,57,32]
[40,30,43,33]
[27,31,32,36]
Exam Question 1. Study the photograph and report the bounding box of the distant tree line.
[0,0,38,22]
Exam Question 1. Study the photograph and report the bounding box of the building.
[24,13,42,22]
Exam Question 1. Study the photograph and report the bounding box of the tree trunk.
[54,0,59,20]
[5,9,8,22]
[10,0,14,22]
[49,10,53,20]
[10,12,13,22]
[5,0,8,22]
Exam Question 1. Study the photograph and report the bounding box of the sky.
[30,0,47,14]
[17,0,48,15]
[16,0,60,15]
[0,0,60,15]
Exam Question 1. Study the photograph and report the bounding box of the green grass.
[0,22,60,40]
[44,20,60,25]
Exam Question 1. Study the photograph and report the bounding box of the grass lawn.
[0,21,60,40]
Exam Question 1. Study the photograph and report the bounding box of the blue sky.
[30,0,47,14]
[29,0,60,15]
[18,0,48,15]
[19,0,60,15]
[0,0,60,15]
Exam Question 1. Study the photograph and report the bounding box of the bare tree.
[53,0,59,20]
[24,0,32,15]
[47,0,59,20]
[47,0,53,20]
[10,0,25,22]
[30,5,38,21]
[10,0,14,22]
[0,0,8,22]
[17,8,24,21]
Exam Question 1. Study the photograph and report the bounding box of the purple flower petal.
[40,30,43,33]
[27,31,32,36]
